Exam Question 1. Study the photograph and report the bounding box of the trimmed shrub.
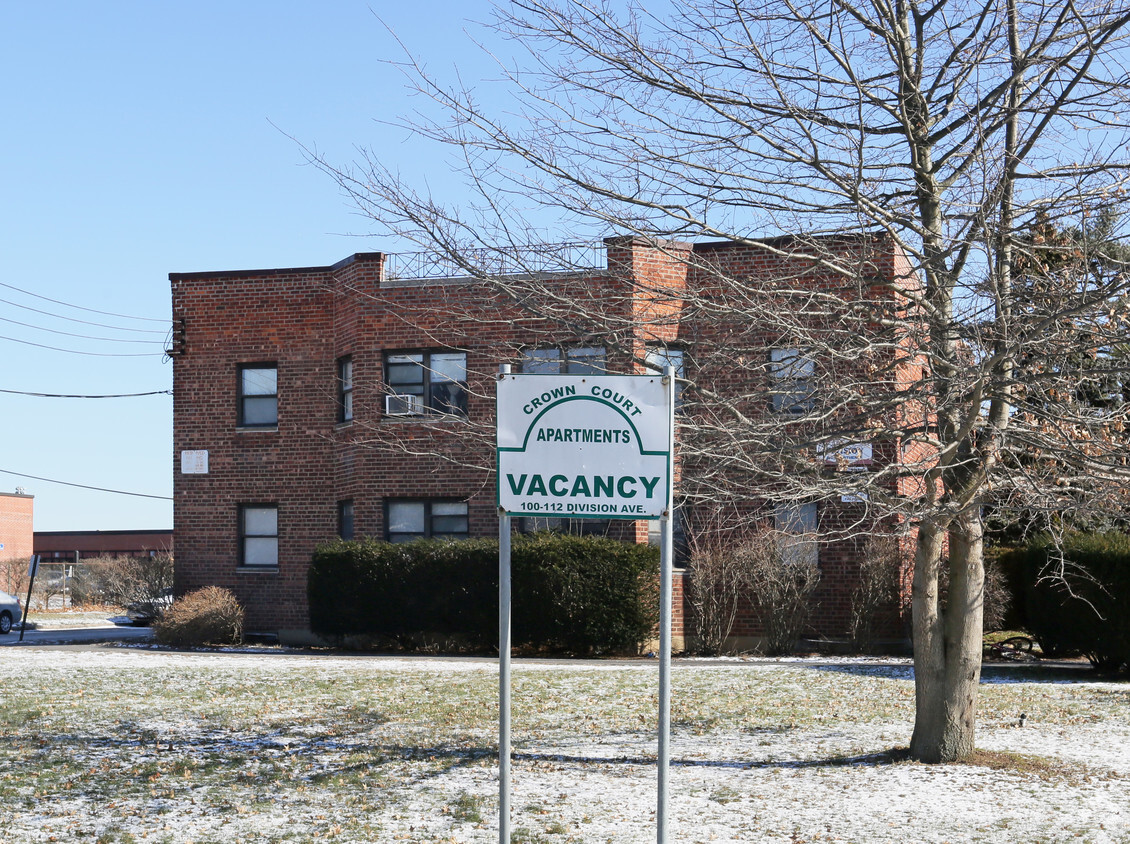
[513,532,659,654]
[1011,532,1130,672]
[308,533,659,655]
[154,586,244,647]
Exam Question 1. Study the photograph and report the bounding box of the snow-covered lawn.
[0,649,1125,843]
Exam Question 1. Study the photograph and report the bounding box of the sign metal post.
[498,365,513,844]
[657,365,675,843]
[19,555,39,642]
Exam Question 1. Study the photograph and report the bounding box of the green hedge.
[308,533,659,655]
[1009,532,1130,672]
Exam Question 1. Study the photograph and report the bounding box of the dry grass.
[0,650,1126,842]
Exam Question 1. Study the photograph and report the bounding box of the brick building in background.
[33,530,173,562]
[0,492,34,592]
[170,235,925,645]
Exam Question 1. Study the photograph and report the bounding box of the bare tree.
[311,0,1130,761]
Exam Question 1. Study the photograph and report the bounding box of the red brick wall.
[0,492,34,565]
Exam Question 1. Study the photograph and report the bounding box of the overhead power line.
[0,296,168,334]
[0,315,166,344]
[0,280,168,323]
[0,334,166,357]
[0,468,172,501]
[0,388,171,399]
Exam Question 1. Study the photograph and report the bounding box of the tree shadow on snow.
[806,661,1098,685]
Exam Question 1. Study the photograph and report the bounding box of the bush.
[67,563,108,607]
[739,532,821,656]
[685,534,747,656]
[937,552,1010,633]
[848,535,903,653]
[83,554,174,616]
[1012,532,1130,672]
[0,558,29,597]
[308,533,659,655]
[154,587,244,647]
[514,532,659,654]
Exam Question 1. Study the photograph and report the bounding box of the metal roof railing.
[384,241,606,281]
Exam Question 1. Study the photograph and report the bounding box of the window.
[338,356,353,422]
[338,500,354,540]
[386,500,469,543]
[646,504,690,567]
[238,364,278,427]
[774,502,818,567]
[385,351,467,416]
[645,347,685,408]
[521,346,606,374]
[240,505,278,567]
[769,348,815,414]
[520,516,612,537]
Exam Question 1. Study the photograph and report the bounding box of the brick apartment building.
[170,235,924,645]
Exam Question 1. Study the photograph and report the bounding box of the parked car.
[0,590,21,634]
[126,589,173,626]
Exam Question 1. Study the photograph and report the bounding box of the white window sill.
[381,414,467,423]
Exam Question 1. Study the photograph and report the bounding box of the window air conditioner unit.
[385,394,424,416]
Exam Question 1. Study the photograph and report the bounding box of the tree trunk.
[910,511,985,762]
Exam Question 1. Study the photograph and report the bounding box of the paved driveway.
[0,623,154,647]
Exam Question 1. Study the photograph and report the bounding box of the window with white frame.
[238,364,278,427]
[385,351,467,416]
[240,504,278,567]
[386,500,469,543]
[338,356,353,423]
[773,502,819,567]
[769,348,815,414]
[521,346,606,375]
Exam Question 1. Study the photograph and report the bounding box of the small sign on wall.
[181,450,209,474]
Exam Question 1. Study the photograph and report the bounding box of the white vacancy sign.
[497,373,671,519]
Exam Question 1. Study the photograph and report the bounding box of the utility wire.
[0,280,168,323]
[0,315,166,344]
[0,468,172,500]
[0,296,168,334]
[0,334,165,357]
[0,388,171,398]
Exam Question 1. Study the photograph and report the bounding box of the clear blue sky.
[0,1,504,532]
